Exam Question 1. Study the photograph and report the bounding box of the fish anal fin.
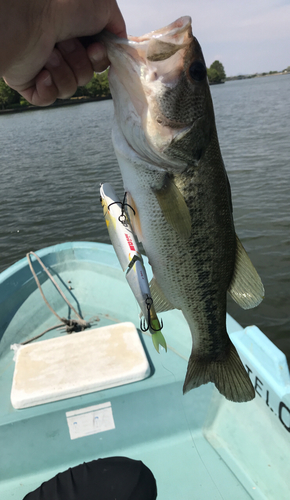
[183,342,255,403]
[228,235,265,310]
[150,276,175,313]
[126,192,143,241]
[153,175,191,239]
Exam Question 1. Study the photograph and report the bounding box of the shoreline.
[1,71,289,114]
[0,95,112,115]
[226,70,290,82]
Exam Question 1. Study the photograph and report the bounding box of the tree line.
[0,70,111,110]
[1,61,226,110]
[207,60,226,84]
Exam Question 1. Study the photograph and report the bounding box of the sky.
[117,0,290,76]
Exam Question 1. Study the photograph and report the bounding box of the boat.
[0,241,290,499]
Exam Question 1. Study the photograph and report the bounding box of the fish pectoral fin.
[149,277,175,313]
[228,235,265,309]
[183,342,255,403]
[153,175,191,239]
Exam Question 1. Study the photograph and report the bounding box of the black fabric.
[23,456,157,500]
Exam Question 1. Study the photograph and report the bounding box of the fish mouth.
[102,17,208,168]
[129,16,191,41]
[103,16,192,47]
[101,16,192,74]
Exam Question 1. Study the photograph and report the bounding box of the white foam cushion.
[11,322,150,409]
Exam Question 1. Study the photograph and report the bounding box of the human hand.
[1,0,126,106]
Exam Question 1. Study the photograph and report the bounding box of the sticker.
[66,402,115,440]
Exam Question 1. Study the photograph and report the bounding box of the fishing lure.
[100,183,167,353]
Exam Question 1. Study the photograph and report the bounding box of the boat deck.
[0,242,289,499]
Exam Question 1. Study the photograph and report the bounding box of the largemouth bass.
[102,16,264,402]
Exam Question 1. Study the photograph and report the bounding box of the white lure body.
[100,183,167,352]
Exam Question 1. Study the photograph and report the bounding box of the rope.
[20,323,64,345]
[23,251,91,344]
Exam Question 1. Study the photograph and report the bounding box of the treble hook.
[140,296,164,333]
[108,192,136,225]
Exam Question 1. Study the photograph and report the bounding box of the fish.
[101,16,264,402]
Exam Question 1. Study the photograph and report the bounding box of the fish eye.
[189,61,207,82]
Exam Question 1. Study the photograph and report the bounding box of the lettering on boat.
[245,364,290,432]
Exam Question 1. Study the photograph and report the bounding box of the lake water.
[0,74,289,361]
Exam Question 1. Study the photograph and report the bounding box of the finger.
[45,48,78,99]
[106,1,127,38]
[106,19,126,39]
[18,70,59,106]
[57,38,94,86]
[87,42,110,73]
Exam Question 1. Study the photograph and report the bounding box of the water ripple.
[1,75,290,359]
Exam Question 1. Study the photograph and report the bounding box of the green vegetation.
[207,61,226,84]
[0,70,111,111]
[72,69,110,98]
[0,78,21,109]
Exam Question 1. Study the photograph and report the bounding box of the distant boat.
[1,241,290,499]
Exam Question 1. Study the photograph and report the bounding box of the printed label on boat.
[66,402,115,440]
[244,363,290,433]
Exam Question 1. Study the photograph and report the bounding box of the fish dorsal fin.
[228,235,265,309]
[147,39,186,62]
[150,276,175,313]
[153,175,191,239]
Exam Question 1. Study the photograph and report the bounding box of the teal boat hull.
[0,242,289,499]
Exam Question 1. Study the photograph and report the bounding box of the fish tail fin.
[183,342,255,402]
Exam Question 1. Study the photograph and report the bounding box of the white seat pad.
[11,322,150,409]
